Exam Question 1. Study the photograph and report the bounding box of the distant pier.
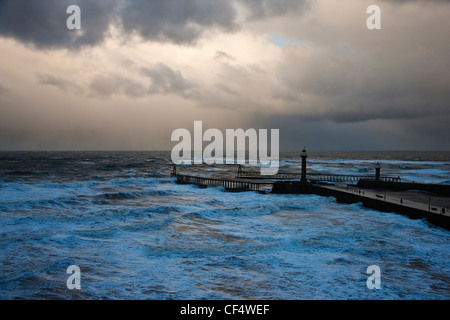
[170,151,450,230]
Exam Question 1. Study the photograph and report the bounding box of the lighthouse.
[375,162,381,182]
[300,148,308,183]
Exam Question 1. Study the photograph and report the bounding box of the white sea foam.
[0,151,449,299]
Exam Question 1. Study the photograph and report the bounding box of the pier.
[173,173,268,192]
[171,167,273,193]
[170,151,450,229]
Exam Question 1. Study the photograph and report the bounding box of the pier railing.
[173,173,263,192]
[237,170,401,183]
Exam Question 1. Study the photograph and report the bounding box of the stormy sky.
[0,0,449,151]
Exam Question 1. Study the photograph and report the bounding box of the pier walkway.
[320,184,450,218]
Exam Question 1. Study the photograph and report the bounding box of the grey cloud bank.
[0,0,311,48]
[0,0,449,151]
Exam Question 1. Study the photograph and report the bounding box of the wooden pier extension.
[172,173,272,193]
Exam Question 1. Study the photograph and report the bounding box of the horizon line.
[0,149,449,153]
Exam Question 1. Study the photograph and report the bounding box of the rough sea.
[0,151,449,300]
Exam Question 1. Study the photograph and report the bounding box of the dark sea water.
[0,151,449,299]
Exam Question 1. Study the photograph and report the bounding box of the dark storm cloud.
[86,63,193,98]
[273,37,450,124]
[0,0,116,49]
[214,51,235,62]
[35,63,193,99]
[119,0,238,44]
[37,73,84,95]
[0,0,312,48]
[87,73,147,98]
[141,63,194,97]
[241,0,311,20]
